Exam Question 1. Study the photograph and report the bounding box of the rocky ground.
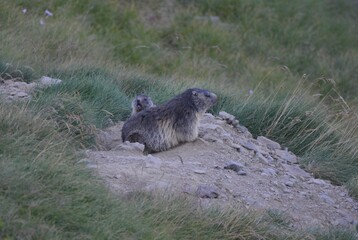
[0,76,61,101]
[85,112,358,231]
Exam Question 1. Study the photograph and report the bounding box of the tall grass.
[1,78,356,239]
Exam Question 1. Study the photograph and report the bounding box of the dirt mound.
[83,113,358,230]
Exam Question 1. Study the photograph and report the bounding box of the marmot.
[122,88,217,153]
[131,94,155,116]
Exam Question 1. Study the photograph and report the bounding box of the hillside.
[1,0,358,239]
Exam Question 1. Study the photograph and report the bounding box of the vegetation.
[1,0,357,238]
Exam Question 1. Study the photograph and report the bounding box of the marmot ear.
[192,90,198,96]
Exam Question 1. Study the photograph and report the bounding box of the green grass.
[1,0,358,238]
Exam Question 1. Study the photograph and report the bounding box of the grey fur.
[131,94,155,116]
[122,88,217,153]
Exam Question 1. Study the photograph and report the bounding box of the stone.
[196,185,219,198]
[237,170,247,176]
[16,91,28,98]
[261,168,277,176]
[275,149,298,164]
[257,136,281,150]
[239,140,258,152]
[219,111,236,122]
[284,181,295,187]
[308,178,327,186]
[116,141,145,152]
[236,125,253,138]
[194,169,206,174]
[145,154,162,169]
[256,153,269,165]
[224,161,244,172]
[39,76,62,86]
[281,164,311,179]
[319,194,335,204]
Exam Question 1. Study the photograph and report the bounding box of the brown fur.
[122,88,217,152]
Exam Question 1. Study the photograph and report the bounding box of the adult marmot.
[131,94,155,116]
[122,88,217,153]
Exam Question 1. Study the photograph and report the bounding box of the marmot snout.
[131,94,155,116]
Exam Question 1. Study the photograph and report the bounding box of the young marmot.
[131,94,155,116]
[122,88,217,153]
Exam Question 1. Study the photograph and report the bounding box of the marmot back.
[122,88,217,153]
[131,94,155,116]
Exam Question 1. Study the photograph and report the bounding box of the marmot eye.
[193,92,198,96]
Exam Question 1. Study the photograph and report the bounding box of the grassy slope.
[1,0,358,239]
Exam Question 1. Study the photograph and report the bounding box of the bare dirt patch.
[83,113,358,230]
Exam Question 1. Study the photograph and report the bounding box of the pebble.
[319,194,335,204]
[219,111,236,123]
[39,76,62,86]
[261,168,277,176]
[145,155,162,169]
[240,140,258,152]
[196,185,219,198]
[308,178,327,186]
[284,181,295,187]
[194,169,206,174]
[224,161,244,172]
[275,149,298,164]
[256,153,269,165]
[257,136,281,150]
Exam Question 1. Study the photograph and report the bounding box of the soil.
[83,113,358,231]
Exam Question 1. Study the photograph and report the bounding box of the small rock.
[284,181,295,187]
[219,111,236,125]
[219,111,235,120]
[261,168,277,176]
[275,149,298,164]
[257,136,281,150]
[224,161,244,172]
[16,91,28,98]
[319,194,335,204]
[239,140,258,152]
[237,170,247,176]
[236,125,253,138]
[4,80,14,85]
[339,192,346,197]
[196,185,219,198]
[116,141,145,152]
[145,154,162,169]
[39,76,62,86]
[308,178,327,186]
[194,169,206,174]
[281,164,311,179]
[256,153,269,165]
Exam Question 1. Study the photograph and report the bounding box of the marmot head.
[188,88,217,113]
[131,94,154,115]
